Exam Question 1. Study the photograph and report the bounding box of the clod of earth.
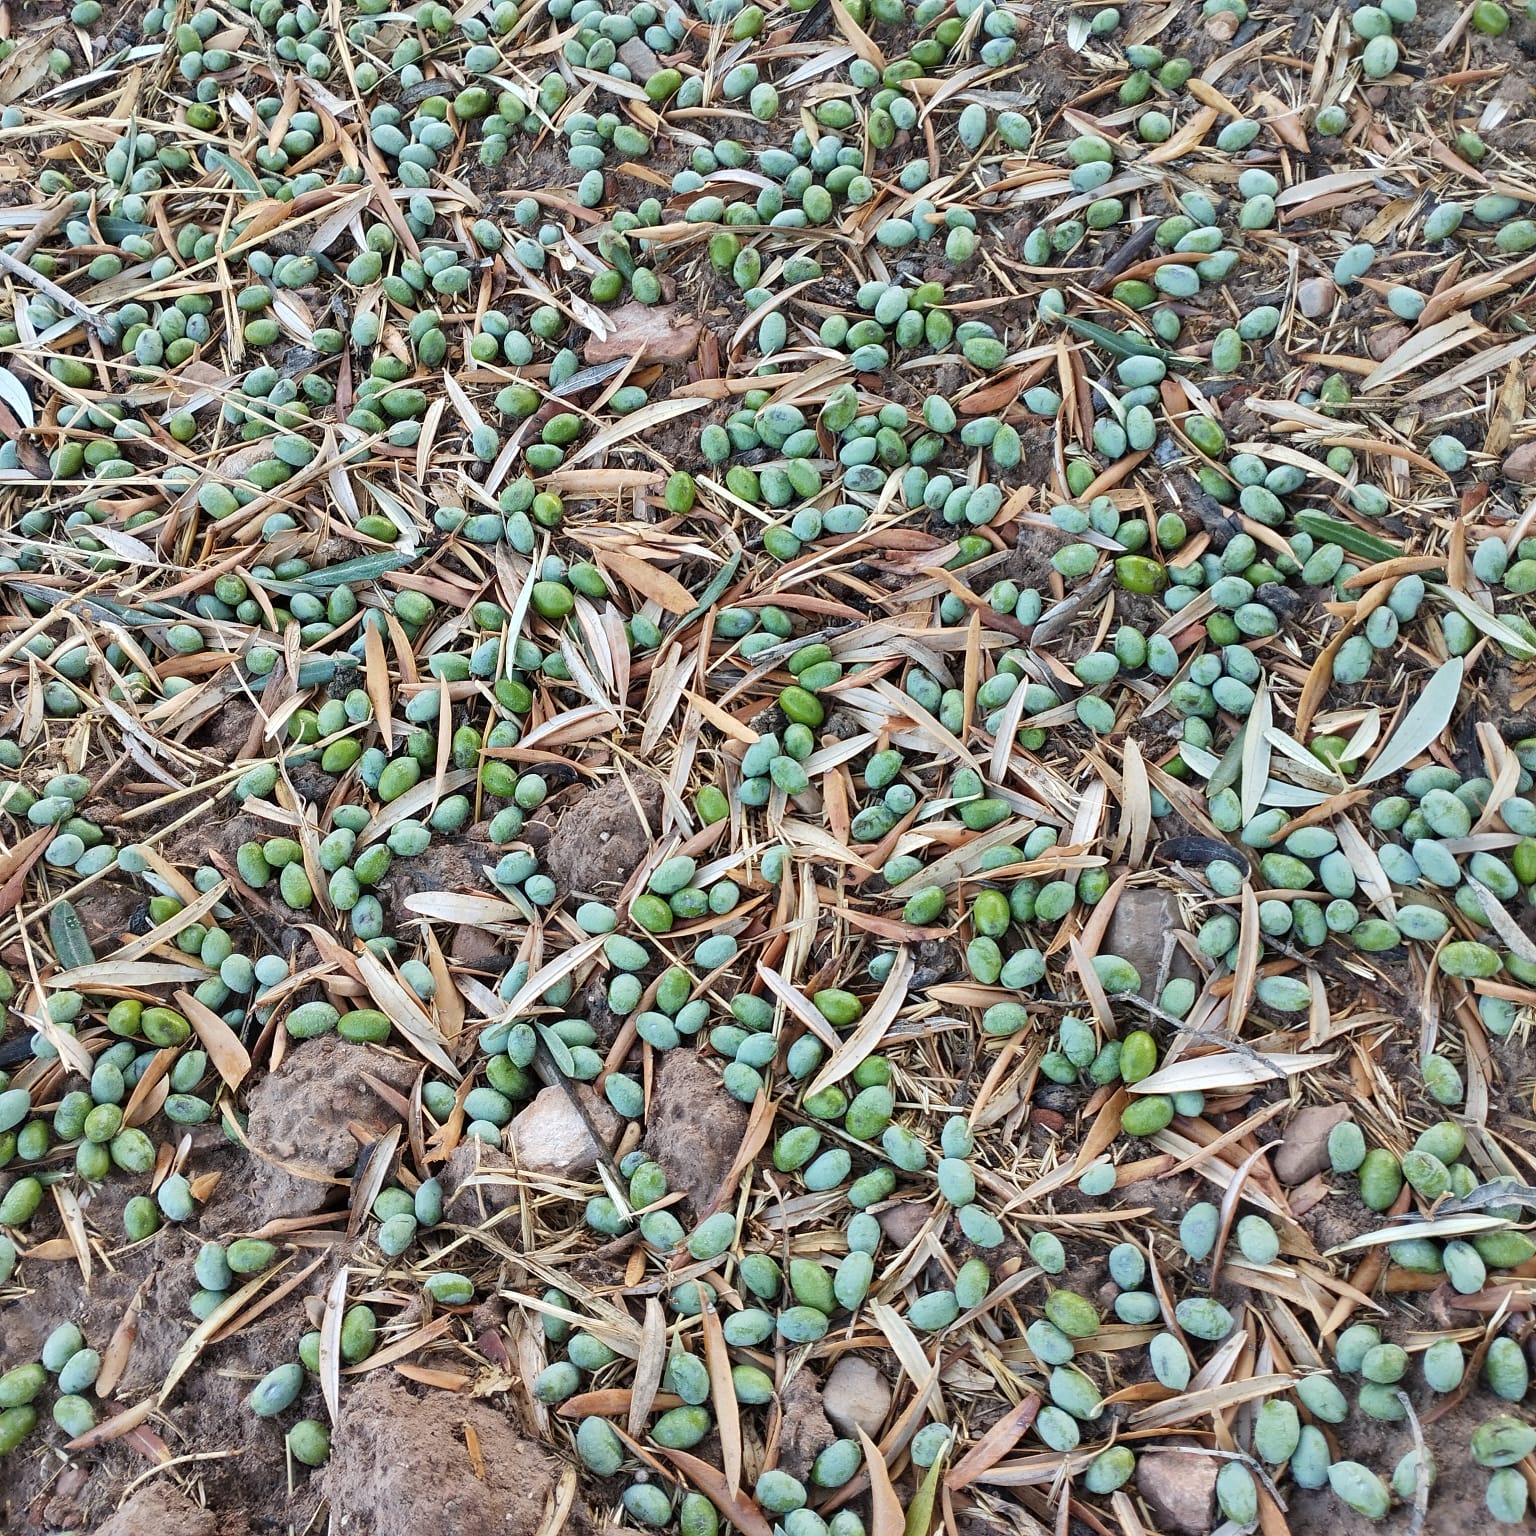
[93,1482,248,1536]
[539,774,664,898]
[236,1038,418,1222]
[642,1049,750,1217]
[323,1375,568,1536]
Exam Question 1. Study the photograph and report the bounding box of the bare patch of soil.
[0,1215,314,1536]
[642,1049,749,1220]
[322,1374,577,1536]
[540,771,664,898]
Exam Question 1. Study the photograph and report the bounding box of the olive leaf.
[0,366,33,428]
[47,899,93,969]
[1240,678,1272,825]
[1059,312,1170,361]
[203,147,264,199]
[905,1452,947,1536]
[1359,657,1463,785]
[1432,583,1536,659]
[1324,1213,1508,1255]
[1292,511,1402,563]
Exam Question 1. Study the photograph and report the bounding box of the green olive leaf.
[1292,511,1402,564]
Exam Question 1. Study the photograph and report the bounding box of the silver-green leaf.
[1359,657,1464,785]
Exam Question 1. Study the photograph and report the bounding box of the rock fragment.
[822,1356,892,1441]
[583,303,701,367]
[1504,441,1536,483]
[508,1084,620,1177]
[1136,1447,1220,1535]
[1297,277,1336,318]
[1274,1104,1352,1185]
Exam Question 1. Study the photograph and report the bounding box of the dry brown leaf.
[858,1426,906,1536]
[945,1395,1040,1489]
[353,947,460,1078]
[160,1261,294,1403]
[595,546,696,615]
[175,988,252,1090]
[700,1299,742,1497]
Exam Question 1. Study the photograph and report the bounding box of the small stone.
[584,303,702,368]
[508,1084,620,1176]
[1274,1104,1352,1185]
[1504,442,1536,484]
[1137,1447,1220,1535]
[1101,888,1194,990]
[876,1200,931,1247]
[617,37,662,78]
[1368,323,1411,361]
[1297,277,1336,319]
[822,1356,891,1440]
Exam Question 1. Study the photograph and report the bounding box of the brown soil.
[641,1048,749,1220]
[539,771,664,898]
[209,1036,418,1230]
[322,1374,574,1536]
[1,0,1534,1532]
[68,878,145,954]
[0,1207,322,1536]
[442,1137,521,1224]
[375,826,498,919]
[1285,1392,1508,1536]
[187,695,259,765]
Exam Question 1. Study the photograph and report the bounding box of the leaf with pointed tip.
[1359,657,1463,785]
[906,1450,947,1536]
[858,1426,906,1536]
[0,367,33,427]
[1059,313,1170,361]
[1292,511,1401,563]
[204,148,264,198]
[1432,584,1536,660]
[1241,680,1273,825]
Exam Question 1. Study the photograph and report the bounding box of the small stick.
[11,201,71,265]
[0,245,111,336]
